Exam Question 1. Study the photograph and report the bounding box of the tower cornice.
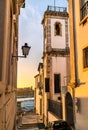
[42,6,69,24]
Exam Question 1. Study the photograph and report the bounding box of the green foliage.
[17,102,21,107]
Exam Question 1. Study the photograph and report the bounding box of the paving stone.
[17,112,45,130]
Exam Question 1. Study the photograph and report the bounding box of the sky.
[17,0,68,88]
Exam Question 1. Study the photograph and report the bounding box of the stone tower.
[42,5,70,124]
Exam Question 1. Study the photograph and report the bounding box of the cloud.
[20,3,42,23]
[18,2,43,88]
[19,3,43,40]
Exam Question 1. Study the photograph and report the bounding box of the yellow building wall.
[68,0,88,129]
[74,0,88,97]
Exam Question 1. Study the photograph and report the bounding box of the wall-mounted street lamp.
[12,43,31,58]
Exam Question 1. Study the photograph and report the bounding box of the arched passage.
[65,92,74,127]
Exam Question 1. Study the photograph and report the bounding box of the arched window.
[54,22,62,36]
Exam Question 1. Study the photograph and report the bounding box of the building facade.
[68,0,88,130]
[34,63,44,118]
[41,5,70,126]
[0,0,25,130]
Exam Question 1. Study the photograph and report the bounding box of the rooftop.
[41,6,68,24]
[47,5,67,12]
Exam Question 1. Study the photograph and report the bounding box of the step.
[18,123,38,129]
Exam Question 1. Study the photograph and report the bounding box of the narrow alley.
[1,0,88,130]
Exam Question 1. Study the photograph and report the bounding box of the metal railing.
[47,6,67,12]
[81,1,88,20]
[48,99,62,118]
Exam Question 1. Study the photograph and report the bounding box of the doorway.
[65,92,74,127]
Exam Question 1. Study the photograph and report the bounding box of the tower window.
[54,22,62,36]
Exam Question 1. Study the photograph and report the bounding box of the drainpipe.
[72,0,78,128]
[72,0,78,85]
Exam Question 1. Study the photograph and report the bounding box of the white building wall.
[51,19,66,48]
[51,57,67,100]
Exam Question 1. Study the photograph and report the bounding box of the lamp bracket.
[12,55,26,58]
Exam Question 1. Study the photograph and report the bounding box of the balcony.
[81,1,88,20]
[45,6,68,18]
[48,99,62,119]
[42,6,68,25]
[47,6,67,13]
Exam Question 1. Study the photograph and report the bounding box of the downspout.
[72,0,78,86]
[72,0,78,128]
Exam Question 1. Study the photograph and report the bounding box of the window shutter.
[45,78,50,92]
[54,74,61,93]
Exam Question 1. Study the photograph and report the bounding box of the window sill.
[80,14,88,25]
[83,67,88,72]
[54,34,62,37]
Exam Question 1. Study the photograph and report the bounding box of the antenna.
[54,0,55,7]
[54,0,56,11]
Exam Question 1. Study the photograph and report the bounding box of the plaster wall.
[74,0,88,84]
[43,93,48,125]
[51,19,66,48]
[75,98,88,130]
[0,0,23,129]
[35,76,40,114]
[68,0,88,129]
[35,88,40,114]
[51,57,67,100]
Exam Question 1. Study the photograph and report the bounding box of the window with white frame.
[83,46,88,68]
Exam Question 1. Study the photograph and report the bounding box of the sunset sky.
[17,0,68,88]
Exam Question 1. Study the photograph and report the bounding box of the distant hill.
[17,87,34,98]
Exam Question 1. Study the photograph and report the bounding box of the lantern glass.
[22,43,31,57]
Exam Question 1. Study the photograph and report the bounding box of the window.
[80,0,88,20]
[83,47,88,68]
[45,78,50,92]
[54,22,62,36]
[54,74,61,93]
